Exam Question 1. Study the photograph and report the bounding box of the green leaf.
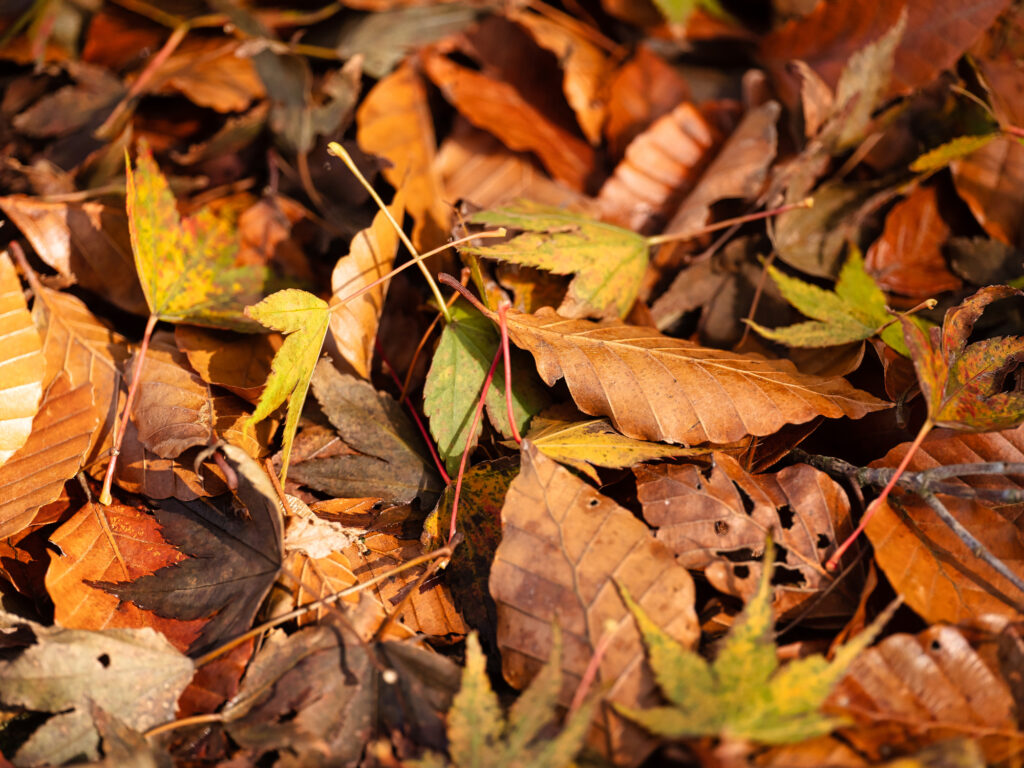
[463,200,648,319]
[423,302,547,474]
[910,134,1000,173]
[245,289,330,483]
[650,0,729,26]
[125,140,265,330]
[617,539,897,744]
[746,248,913,355]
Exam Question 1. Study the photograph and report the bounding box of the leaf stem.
[826,418,934,570]
[99,313,159,505]
[498,302,522,444]
[871,297,938,338]
[644,197,814,247]
[327,141,452,324]
[437,272,489,315]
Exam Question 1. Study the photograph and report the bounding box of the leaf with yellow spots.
[125,140,265,331]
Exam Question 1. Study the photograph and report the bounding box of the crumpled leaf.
[902,285,1024,432]
[746,247,911,355]
[126,141,265,330]
[245,289,330,483]
[0,612,193,766]
[423,301,548,473]
[290,359,442,504]
[464,201,648,319]
[411,630,596,768]
[618,539,896,744]
[489,306,888,445]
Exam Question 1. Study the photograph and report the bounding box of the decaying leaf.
[618,539,895,744]
[174,325,280,405]
[488,306,888,445]
[489,443,700,764]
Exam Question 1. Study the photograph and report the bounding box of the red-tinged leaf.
[126,140,265,330]
[902,286,1024,432]
[952,136,1024,250]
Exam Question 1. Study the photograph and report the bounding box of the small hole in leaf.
[736,485,756,516]
[717,548,755,562]
[931,639,941,651]
[777,505,794,529]
[97,654,110,668]
[816,533,831,549]
[733,565,750,579]
[714,520,729,536]
[771,564,805,587]
[588,498,599,508]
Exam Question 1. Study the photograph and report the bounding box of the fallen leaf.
[113,415,223,502]
[489,443,700,764]
[865,185,961,298]
[329,191,404,379]
[489,306,888,445]
[0,251,45,467]
[174,325,280,405]
[422,49,595,191]
[464,201,648,319]
[910,134,1000,173]
[636,452,858,622]
[148,38,265,113]
[952,136,1024,250]
[0,613,193,766]
[11,60,124,138]
[356,59,450,251]
[651,0,727,26]
[93,444,283,654]
[618,539,894,744]
[245,289,330,483]
[291,360,442,504]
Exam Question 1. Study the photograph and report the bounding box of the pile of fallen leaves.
[2,0,1024,765]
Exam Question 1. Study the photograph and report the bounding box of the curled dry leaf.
[148,38,266,113]
[952,136,1024,250]
[329,192,404,379]
[356,59,450,251]
[636,452,857,622]
[126,331,214,459]
[829,625,1017,763]
[488,306,888,446]
[489,443,700,765]
[0,251,45,468]
[866,425,1024,626]
[175,325,280,405]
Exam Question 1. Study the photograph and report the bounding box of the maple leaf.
[617,539,896,744]
[245,289,329,483]
[902,285,1024,432]
[461,200,648,319]
[746,248,917,354]
[410,630,597,768]
[125,140,265,331]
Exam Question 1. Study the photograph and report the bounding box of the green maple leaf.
[462,200,647,319]
[747,248,915,355]
[617,539,896,745]
[126,141,265,331]
[410,629,596,768]
[902,285,1024,432]
[423,302,548,474]
[245,289,329,483]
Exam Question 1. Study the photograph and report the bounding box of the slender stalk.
[826,419,934,569]
[567,617,623,717]
[326,142,452,323]
[99,314,159,505]
[645,198,814,247]
[498,302,522,444]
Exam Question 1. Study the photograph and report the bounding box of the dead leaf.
[952,136,1024,250]
[490,306,888,445]
[114,415,223,502]
[636,452,858,622]
[356,59,450,252]
[174,325,280,405]
[489,443,700,765]
[148,38,266,113]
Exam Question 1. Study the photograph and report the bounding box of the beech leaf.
[245,288,330,483]
[463,200,648,319]
[902,285,1024,432]
[125,141,264,330]
[488,306,888,445]
[618,539,896,744]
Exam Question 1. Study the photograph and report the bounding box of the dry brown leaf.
[0,377,97,540]
[596,102,720,233]
[127,332,213,459]
[865,184,961,297]
[329,192,404,379]
[422,48,595,191]
[46,501,205,650]
[829,625,1017,763]
[604,44,691,160]
[513,11,611,145]
[0,251,45,467]
[149,38,266,113]
[174,326,280,405]
[636,452,858,623]
[115,416,224,502]
[491,306,888,446]
[437,119,589,211]
[490,443,699,765]
[952,136,1024,250]
[213,393,273,460]
[237,195,314,282]
[867,426,1024,626]
[0,196,147,316]
[356,59,450,252]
